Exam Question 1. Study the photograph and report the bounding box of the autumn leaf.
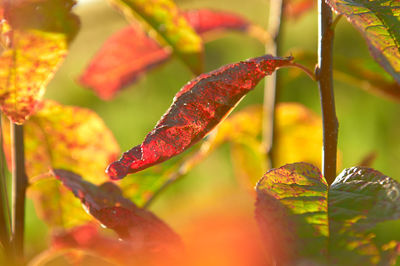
[255,163,328,265]
[79,9,254,100]
[52,169,181,252]
[255,163,400,265]
[107,0,203,74]
[106,55,293,180]
[329,167,400,265]
[326,0,400,83]
[2,100,120,228]
[0,0,80,124]
[2,100,119,182]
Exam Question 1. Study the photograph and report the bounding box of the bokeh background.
[22,0,400,260]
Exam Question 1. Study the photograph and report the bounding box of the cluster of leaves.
[0,0,400,265]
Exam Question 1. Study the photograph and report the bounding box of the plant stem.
[0,117,11,258]
[317,0,338,185]
[263,0,285,168]
[11,123,27,259]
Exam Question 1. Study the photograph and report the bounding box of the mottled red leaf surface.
[79,9,252,100]
[107,0,203,74]
[326,0,400,83]
[2,100,120,227]
[255,162,328,264]
[107,55,293,180]
[53,169,181,250]
[0,0,79,124]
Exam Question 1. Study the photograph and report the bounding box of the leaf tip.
[106,161,127,180]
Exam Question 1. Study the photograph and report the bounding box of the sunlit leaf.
[329,167,400,265]
[79,9,254,100]
[2,100,120,228]
[2,100,120,182]
[53,169,181,251]
[108,0,203,74]
[0,0,80,124]
[106,55,293,180]
[255,162,328,264]
[326,0,400,83]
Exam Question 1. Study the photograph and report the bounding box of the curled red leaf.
[107,55,293,180]
[52,169,181,248]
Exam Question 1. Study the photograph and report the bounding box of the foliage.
[0,0,399,265]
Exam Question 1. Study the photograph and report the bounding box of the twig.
[11,123,27,259]
[263,0,285,168]
[316,0,338,185]
[287,62,317,81]
[0,116,11,257]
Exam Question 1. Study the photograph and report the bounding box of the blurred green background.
[23,0,400,260]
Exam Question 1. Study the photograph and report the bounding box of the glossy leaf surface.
[80,9,251,100]
[53,169,181,249]
[107,55,293,180]
[255,162,328,264]
[326,0,400,83]
[0,0,79,124]
[108,0,203,74]
[329,167,400,265]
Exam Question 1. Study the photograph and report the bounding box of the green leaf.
[326,0,400,83]
[0,0,80,124]
[108,0,203,74]
[255,162,328,264]
[329,166,400,265]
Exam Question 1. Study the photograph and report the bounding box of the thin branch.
[287,62,317,81]
[263,0,285,168]
[317,0,338,185]
[11,123,27,259]
[0,116,11,256]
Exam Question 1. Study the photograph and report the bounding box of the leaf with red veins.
[0,0,79,124]
[79,26,171,100]
[53,169,181,248]
[79,9,252,100]
[107,55,293,180]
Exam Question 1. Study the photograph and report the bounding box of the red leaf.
[79,26,170,100]
[52,169,181,248]
[79,9,251,100]
[183,9,249,35]
[284,0,316,19]
[106,55,293,180]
